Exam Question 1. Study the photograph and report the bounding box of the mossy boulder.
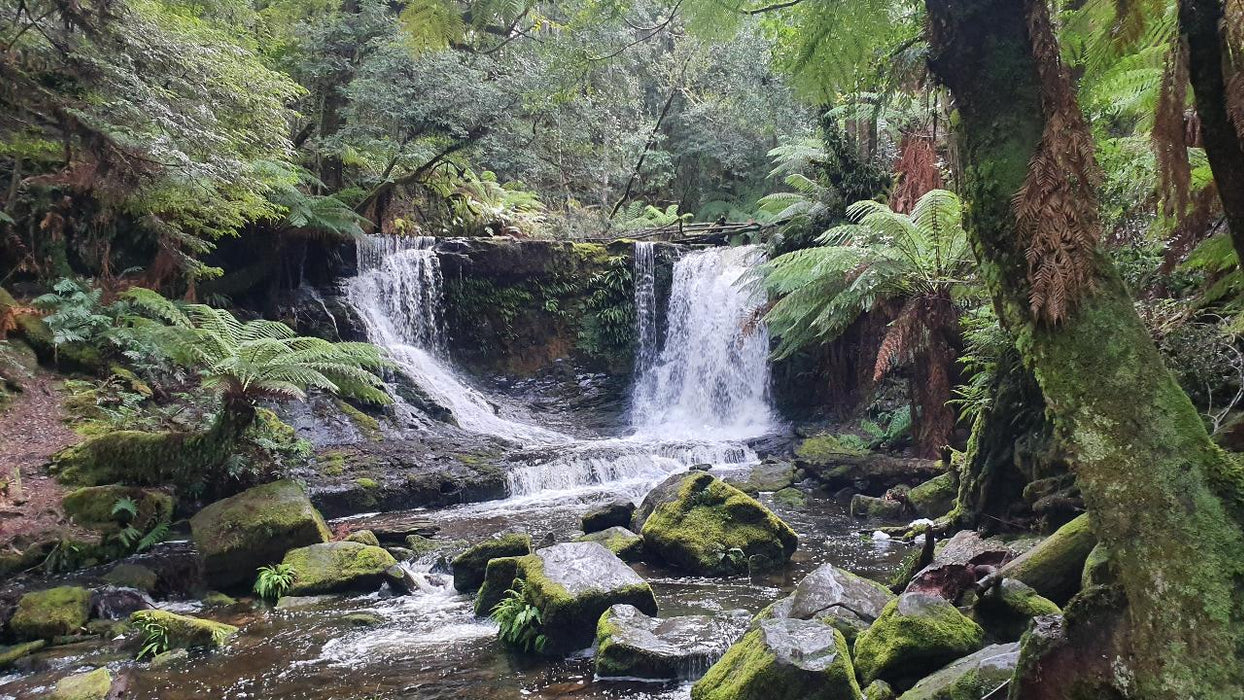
[906,474,957,519]
[451,533,532,592]
[639,472,798,576]
[863,680,897,700]
[477,541,657,654]
[576,526,644,561]
[0,640,45,668]
[771,564,895,643]
[897,642,1019,700]
[997,513,1095,605]
[62,485,174,531]
[853,592,986,690]
[281,541,399,595]
[691,618,862,700]
[773,487,808,509]
[971,578,1060,641]
[129,609,237,649]
[581,500,636,534]
[723,461,798,495]
[9,586,91,640]
[596,603,745,680]
[51,668,113,700]
[850,494,907,520]
[344,529,381,547]
[14,313,104,375]
[189,479,332,588]
[103,563,159,592]
[1080,543,1115,588]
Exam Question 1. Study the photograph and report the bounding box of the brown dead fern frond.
[891,134,943,215]
[1015,0,1105,325]
[1154,43,1193,222]
[873,297,923,381]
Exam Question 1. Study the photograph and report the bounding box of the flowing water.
[0,238,908,700]
[632,241,659,379]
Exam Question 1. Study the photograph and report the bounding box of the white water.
[633,241,659,377]
[631,245,775,440]
[344,236,777,498]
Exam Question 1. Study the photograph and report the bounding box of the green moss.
[474,555,521,616]
[972,579,1060,642]
[852,593,985,688]
[796,434,870,462]
[9,586,91,640]
[862,680,895,700]
[452,533,532,592]
[129,609,237,649]
[335,399,381,440]
[773,487,808,509]
[103,563,159,591]
[907,473,957,519]
[640,473,798,576]
[320,451,346,475]
[345,529,381,546]
[281,541,398,595]
[1080,543,1115,588]
[355,477,379,490]
[998,513,1096,605]
[691,621,861,700]
[0,640,46,668]
[201,591,237,607]
[51,668,112,700]
[575,527,643,561]
[62,485,173,530]
[15,314,104,375]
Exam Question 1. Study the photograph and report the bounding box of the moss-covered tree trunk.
[924,0,1244,694]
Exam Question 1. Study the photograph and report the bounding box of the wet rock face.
[777,564,896,642]
[595,604,748,681]
[581,500,635,534]
[90,586,155,620]
[190,479,332,589]
[898,642,1020,700]
[638,472,799,576]
[451,533,532,593]
[281,541,399,596]
[691,618,863,700]
[575,526,643,561]
[852,592,986,691]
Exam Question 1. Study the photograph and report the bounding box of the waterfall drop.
[632,241,659,377]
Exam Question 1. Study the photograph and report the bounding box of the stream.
[1,239,910,699]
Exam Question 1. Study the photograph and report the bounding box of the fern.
[254,563,297,601]
[111,497,139,521]
[491,579,549,654]
[135,615,170,660]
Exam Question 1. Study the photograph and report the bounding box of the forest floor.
[0,370,87,549]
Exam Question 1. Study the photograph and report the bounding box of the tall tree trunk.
[1181,0,1244,264]
[924,0,1244,694]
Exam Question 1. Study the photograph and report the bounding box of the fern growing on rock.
[491,579,548,654]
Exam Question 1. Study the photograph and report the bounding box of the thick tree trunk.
[1181,0,1244,264]
[925,0,1244,694]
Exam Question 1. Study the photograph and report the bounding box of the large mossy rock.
[452,533,532,592]
[997,513,1095,605]
[62,485,174,531]
[906,473,957,519]
[638,472,798,576]
[281,541,398,595]
[852,592,986,690]
[129,609,237,649]
[596,603,745,681]
[691,618,862,700]
[576,526,644,561]
[850,494,907,520]
[477,541,657,653]
[9,586,91,640]
[971,578,1060,641]
[897,642,1020,700]
[50,668,113,700]
[722,461,797,495]
[189,479,331,588]
[768,564,895,642]
[582,500,636,534]
[103,563,160,592]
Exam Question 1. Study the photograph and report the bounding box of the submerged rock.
[281,541,399,595]
[9,586,91,640]
[638,472,798,576]
[576,526,644,561]
[452,533,532,592]
[771,564,896,642]
[852,592,986,690]
[595,604,745,681]
[906,473,957,519]
[898,642,1019,700]
[51,667,113,700]
[130,609,237,650]
[581,500,636,534]
[190,479,332,588]
[477,541,658,653]
[997,513,1095,604]
[691,617,862,700]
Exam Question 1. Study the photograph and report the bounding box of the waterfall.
[631,245,775,439]
[344,235,566,444]
[633,241,659,377]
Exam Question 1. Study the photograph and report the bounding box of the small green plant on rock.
[491,579,548,654]
[136,615,170,660]
[254,563,297,601]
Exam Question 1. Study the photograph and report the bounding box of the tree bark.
[1180,0,1244,265]
[924,0,1244,694]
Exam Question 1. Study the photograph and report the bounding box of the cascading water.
[631,245,775,440]
[633,241,659,376]
[345,235,566,444]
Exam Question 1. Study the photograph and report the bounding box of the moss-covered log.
[925,0,1244,694]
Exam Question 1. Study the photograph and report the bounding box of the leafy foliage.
[254,563,297,601]
[491,579,548,654]
[136,615,171,660]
